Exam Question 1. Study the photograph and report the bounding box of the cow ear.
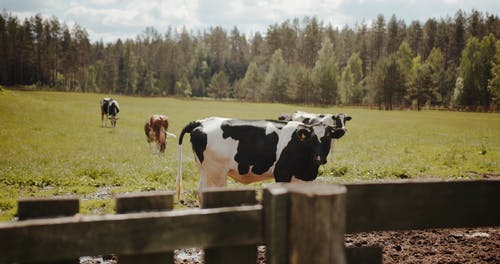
[345,116,352,121]
[296,128,310,141]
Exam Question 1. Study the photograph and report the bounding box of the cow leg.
[329,140,336,162]
[197,161,228,203]
[291,176,306,183]
[156,142,161,155]
[274,171,293,182]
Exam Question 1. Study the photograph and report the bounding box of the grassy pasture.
[0,90,499,220]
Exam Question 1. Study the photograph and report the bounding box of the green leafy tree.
[408,55,439,110]
[459,35,497,109]
[190,43,209,97]
[477,34,497,109]
[264,49,289,102]
[312,38,339,105]
[425,47,445,104]
[207,71,230,98]
[241,61,264,101]
[396,41,413,105]
[451,77,464,108]
[292,64,314,104]
[488,40,500,108]
[339,52,364,104]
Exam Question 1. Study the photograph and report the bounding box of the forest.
[0,9,499,110]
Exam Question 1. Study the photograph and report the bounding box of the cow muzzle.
[315,155,327,165]
[331,128,346,139]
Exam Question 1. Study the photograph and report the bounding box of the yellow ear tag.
[300,133,306,141]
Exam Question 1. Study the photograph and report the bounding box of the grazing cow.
[176,117,335,199]
[100,98,120,127]
[278,111,351,139]
[144,114,176,154]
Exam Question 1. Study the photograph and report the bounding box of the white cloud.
[1,0,498,43]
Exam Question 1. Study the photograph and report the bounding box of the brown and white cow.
[144,114,176,154]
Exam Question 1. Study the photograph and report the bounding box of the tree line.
[1,9,499,110]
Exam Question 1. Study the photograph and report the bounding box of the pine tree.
[0,13,6,84]
[371,14,386,69]
[207,71,230,98]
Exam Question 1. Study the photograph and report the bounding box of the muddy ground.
[168,227,499,264]
[80,227,498,264]
[345,227,499,264]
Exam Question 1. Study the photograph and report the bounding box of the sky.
[1,0,499,43]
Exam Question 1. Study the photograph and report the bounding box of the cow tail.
[177,121,200,201]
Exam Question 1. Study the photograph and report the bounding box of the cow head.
[109,115,118,127]
[107,100,120,128]
[295,123,333,166]
[330,113,351,139]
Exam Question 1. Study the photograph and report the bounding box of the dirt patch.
[346,227,500,263]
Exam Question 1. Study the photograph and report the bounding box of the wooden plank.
[18,196,79,220]
[286,182,347,264]
[345,246,383,264]
[263,184,289,264]
[116,191,174,213]
[345,179,500,233]
[18,196,80,264]
[201,188,258,264]
[201,187,257,208]
[0,205,263,263]
[116,191,174,264]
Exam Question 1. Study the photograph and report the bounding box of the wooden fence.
[0,179,499,264]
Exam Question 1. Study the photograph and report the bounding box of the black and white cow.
[176,117,335,199]
[100,98,120,128]
[278,111,351,139]
[279,111,352,161]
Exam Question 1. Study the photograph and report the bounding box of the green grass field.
[1,89,499,220]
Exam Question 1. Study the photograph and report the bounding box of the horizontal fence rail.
[345,179,500,233]
[0,205,263,263]
[0,180,499,264]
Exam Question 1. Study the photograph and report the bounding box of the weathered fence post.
[115,191,174,264]
[201,187,258,264]
[264,182,347,264]
[17,196,80,264]
[263,184,289,264]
